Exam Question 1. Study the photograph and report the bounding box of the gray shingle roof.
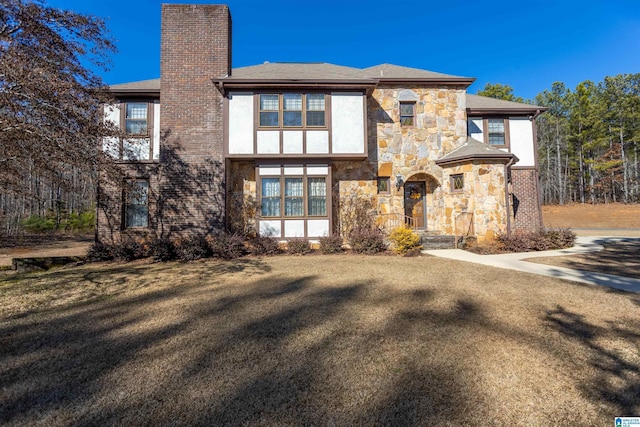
[361,63,471,80]
[109,63,476,92]
[466,94,545,112]
[230,62,369,80]
[109,78,160,92]
[435,137,517,166]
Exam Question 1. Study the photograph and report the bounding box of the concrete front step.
[418,232,458,249]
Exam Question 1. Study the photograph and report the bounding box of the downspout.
[504,156,515,237]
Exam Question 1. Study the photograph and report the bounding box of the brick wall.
[158,4,231,236]
[511,168,543,231]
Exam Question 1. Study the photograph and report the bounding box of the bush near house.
[208,233,246,260]
[349,229,387,254]
[175,235,211,262]
[319,234,343,254]
[287,238,312,255]
[247,235,282,256]
[148,238,176,261]
[388,225,422,255]
[487,228,576,253]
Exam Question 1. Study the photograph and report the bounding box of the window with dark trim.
[125,102,149,135]
[485,118,509,147]
[124,180,149,228]
[260,175,328,218]
[400,102,415,127]
[112,101,154,161]
[450,174,464,192]
[377,177,390,194]
[258,94,326,128]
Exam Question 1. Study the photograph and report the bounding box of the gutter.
[504,157,515,237]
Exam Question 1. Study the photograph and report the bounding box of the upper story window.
[400,102,415,127]
[485,118,509,147]
[125,102,149,135]
[258,93,326,128]
[105,100,155,161]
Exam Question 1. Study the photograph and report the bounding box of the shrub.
[175,235,211,262]
[287,238,311,255]
[319,234,343,254]
[247,235,282,256]
[350,228,387,254]
[337,189,376,238]
[496,228,576,253]
[148,237,176,261]
[545,228,576,248]
[388,225,422,255]
[112,239,146,261]
[86,241,114,262]
[208,232,246,260]
[21,215,55,233]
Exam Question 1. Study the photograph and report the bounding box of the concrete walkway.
[424,236,640,294]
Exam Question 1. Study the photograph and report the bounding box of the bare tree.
[0,0,117,234]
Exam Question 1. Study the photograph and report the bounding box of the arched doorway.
[404,173,439,230]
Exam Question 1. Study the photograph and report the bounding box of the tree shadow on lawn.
[545,305,640,415]
[0,266,485,426]
[0,258,272,320]
[1,261,638,425]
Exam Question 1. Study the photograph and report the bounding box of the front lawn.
[1,256,638,425]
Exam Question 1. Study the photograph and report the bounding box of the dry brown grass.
[543,203,640,229]
[1,255,639,425]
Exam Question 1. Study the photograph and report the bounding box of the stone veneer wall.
[369,85,468,234]
[511,168,543,232]
[441,161,508,240]
[227,161,257,236]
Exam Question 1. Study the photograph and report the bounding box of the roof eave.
[435,152,518,166]
[213,79,379,96]
[467,107,548,116]
[109,88,160,97]
[376,77,475,87]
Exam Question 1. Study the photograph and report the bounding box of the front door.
[404,182,426,229]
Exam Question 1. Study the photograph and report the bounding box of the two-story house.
[98,4,545,244]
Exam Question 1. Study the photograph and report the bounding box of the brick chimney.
[159,4,231,235]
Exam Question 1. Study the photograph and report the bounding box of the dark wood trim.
[256,93,329,131]
[482,117,510,149]
[399,101,416,128]
[450,173,464,193]
[255,163,332,238]
[467,108,545,116]
[377,177,391,195]
[223,94,230,158]
[226,153,367,160]
[531,116,544,228]
[115,99,157,161]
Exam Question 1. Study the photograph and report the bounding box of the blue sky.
[48,0,640,100]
